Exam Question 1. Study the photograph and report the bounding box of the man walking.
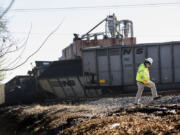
[135,58,161,105]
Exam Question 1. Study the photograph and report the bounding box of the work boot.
[133,102,141,105]
[153,95,162,100]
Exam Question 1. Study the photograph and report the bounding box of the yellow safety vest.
[136,63,150,83]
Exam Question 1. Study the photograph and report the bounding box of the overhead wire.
[9,32,73,35]
[6,2,180,13]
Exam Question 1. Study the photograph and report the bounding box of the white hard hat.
[145,57,153,65]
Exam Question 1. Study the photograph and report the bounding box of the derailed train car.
[38,59,102,101]
[4,76,35,105]
[4,14,180,102]
[4,61,53,105]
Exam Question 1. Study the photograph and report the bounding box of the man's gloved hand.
[144,80,150,86]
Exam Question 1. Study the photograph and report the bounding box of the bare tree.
[0,0,15,20]
[0,16,13,81]
[0,19,64,72]
[2,20,64,71]
[0,0,64,83]
[0,0,15,81]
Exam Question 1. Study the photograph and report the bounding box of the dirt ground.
[0,97,180,135]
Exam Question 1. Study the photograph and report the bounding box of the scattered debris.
[0,95,180,135]
[109,123,120,129]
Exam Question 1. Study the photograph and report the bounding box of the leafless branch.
[0,37,30,58]
[0,0,15,19]
[6,23,32,67]
[0,43,15,57]
[0,42,14,51]
[1,18,65,71]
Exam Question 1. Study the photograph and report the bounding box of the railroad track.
[43,89,180,105]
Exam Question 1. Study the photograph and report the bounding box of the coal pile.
[0,95,180,135]
[60,105,180,135]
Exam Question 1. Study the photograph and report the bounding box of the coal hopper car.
[82,42,180,92]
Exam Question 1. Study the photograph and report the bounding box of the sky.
[0,0,180,83]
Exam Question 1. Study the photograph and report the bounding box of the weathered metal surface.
[82,41,180,91]
[62,38,136,60]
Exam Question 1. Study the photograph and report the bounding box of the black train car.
[5,76,35,105]
[4,61,54,105]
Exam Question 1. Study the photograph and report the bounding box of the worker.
[135,57,161,105]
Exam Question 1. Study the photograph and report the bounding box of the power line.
[7,2,180,12]
[10,32,73,35]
